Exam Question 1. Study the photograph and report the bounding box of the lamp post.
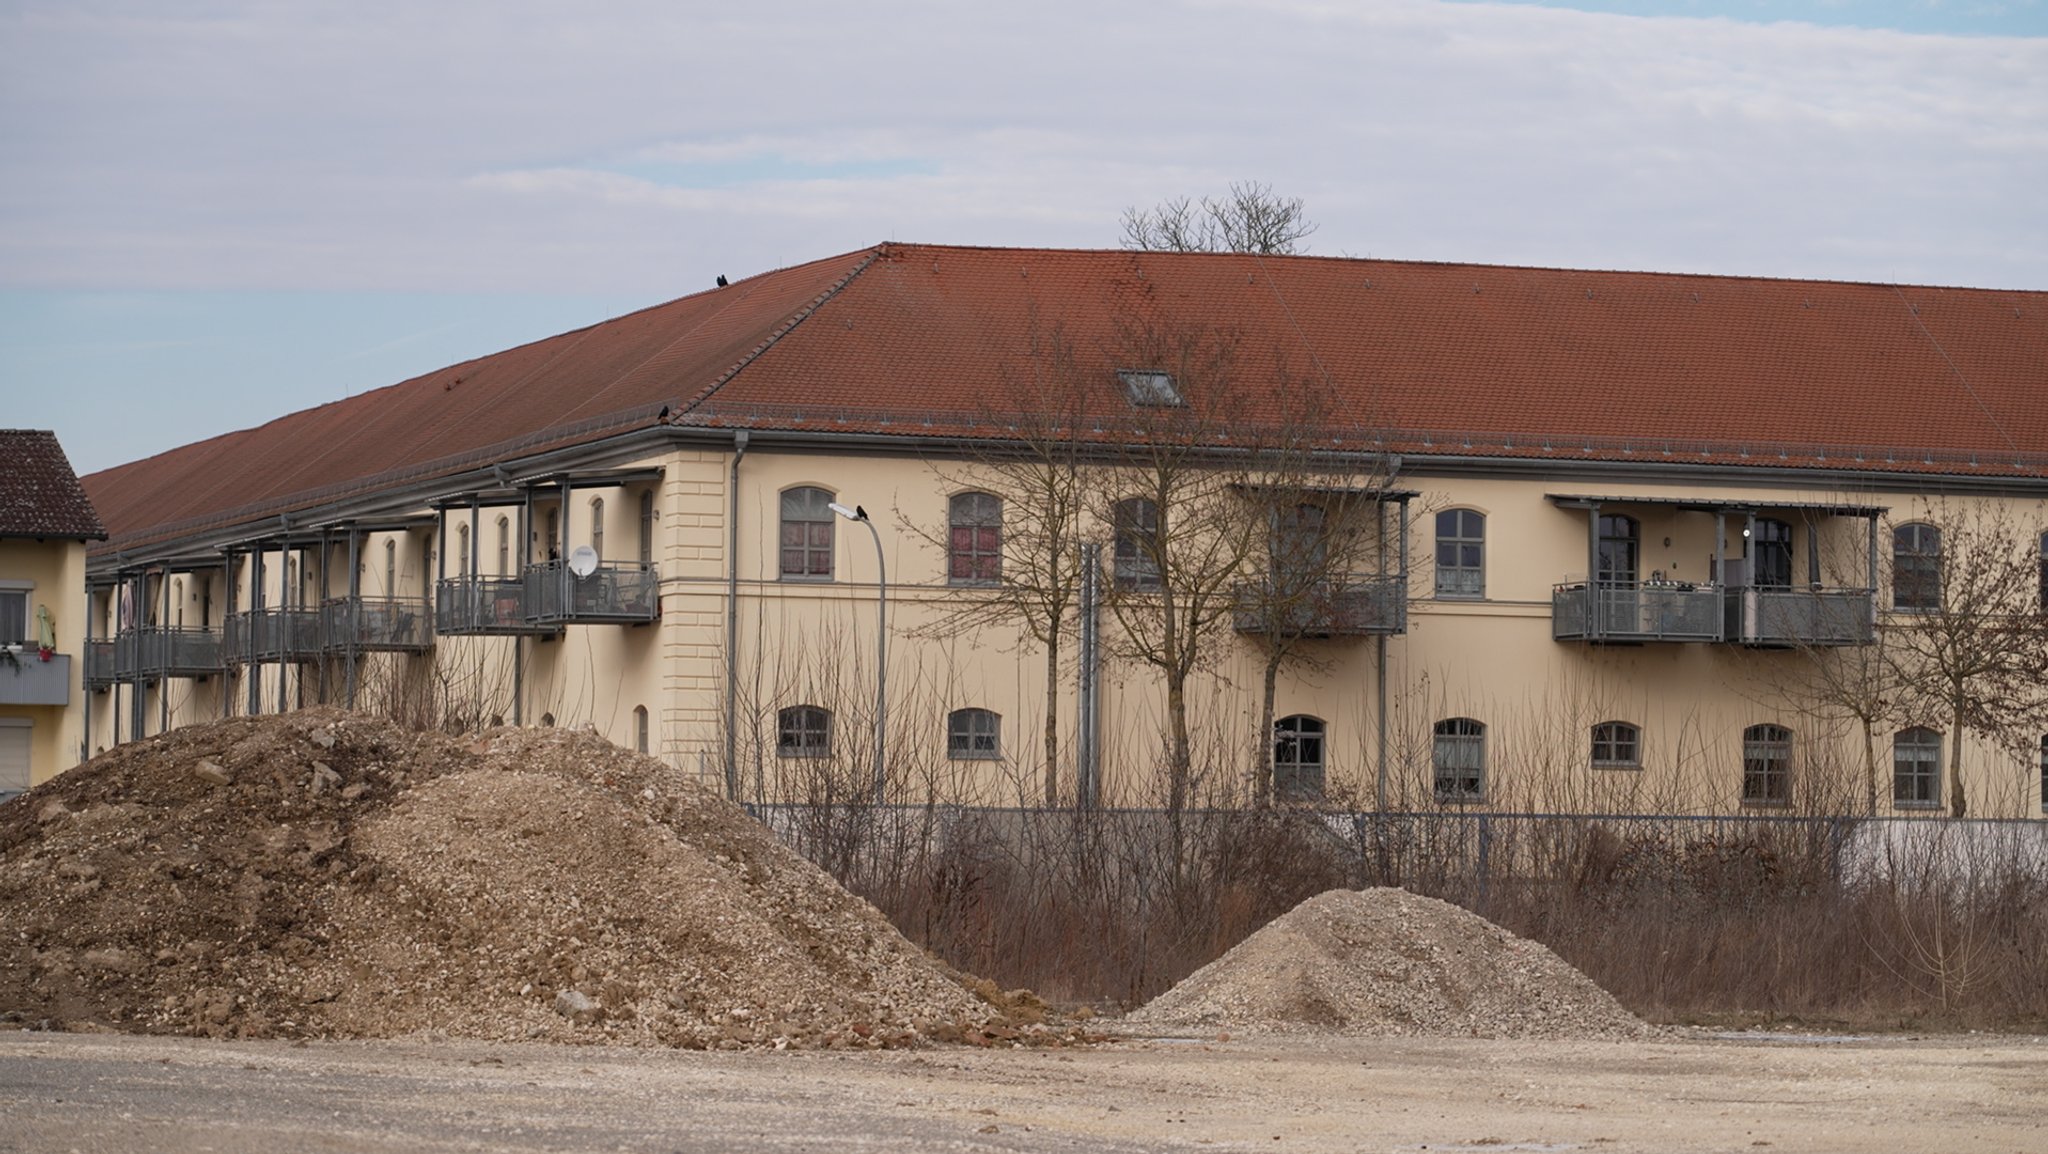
[829,502,887,805]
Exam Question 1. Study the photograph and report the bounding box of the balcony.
[1232,576,1406,638]
[1736,589,1875,648]
[1553,582,1722,643]
[86,638,117,687]
[435,576,558,636]
[526,560,661,626]
[0,650,70,706]
[138,627,227,676]
[322,596,433,653]
[225,609,322,663]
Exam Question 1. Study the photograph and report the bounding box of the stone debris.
[1128,887,1652,1040]
[0,710,1011,1049]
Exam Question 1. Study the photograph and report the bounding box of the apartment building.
[77,244,2048,816]
[0,430,105,797]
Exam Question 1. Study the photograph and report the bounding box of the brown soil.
[1128,887,1652,1039]
[0,711,1014,1049]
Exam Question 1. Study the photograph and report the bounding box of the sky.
[2,0,2043,476]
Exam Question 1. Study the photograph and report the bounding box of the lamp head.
[828,502,869,522]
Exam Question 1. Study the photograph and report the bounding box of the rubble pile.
[0,711,1008,1048]
[1129,887,1651,1039]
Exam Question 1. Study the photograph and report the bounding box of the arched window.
[589,497,605,561]
[384,539,396,598]
[173,579,185,629]
[1113,497,1162,591]
[1435,510,1485,598]
[1752,519,1793,590]
[496,516,511,576]
[640,490,656,565]
[633,705,649,755]
[456,523,471,578]
[1742,723,1793,805]
[777,705,832,758]
[1591,721,1641,769]
[1893,727,1941,807]
[1432,718,1486,801]
[948,492,1002,585]
[1893,523,1941,612]
[1597,515,1639,586]
[780,487,835,579]
[946,708,1001,759]
[1273,715,1326,801]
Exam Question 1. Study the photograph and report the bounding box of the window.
[497,516,511,576]
[1893,523,1941,612]
[777,705,832,758]
[1592,721,1641,769]
[1742,724,1793,805]
[456,524,471,578]
[1433,718,1486,802]
[780,487,835,579]
[948,492,1002,585]
[1596,515,1638,586]
[0,588,26,645]
[1273,715,1326,801]
[1113,497,1162,590]
[173,579,185,629]
[946,708,1001,759]
[590,497,605,561]
[634,706,649,755]
[384,540,396,598]
[1435,509,1485,598]
[544,508,560,560]
[640,490,656,565]
[1272,503,1328,597]
[1117,368,1182,406]
[2038,531,2047,611]
[1752,519,1793,590]
[1893,727,1941,807]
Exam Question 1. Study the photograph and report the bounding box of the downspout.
[1375,499,1388,813]
[724,429,750,802]
[82,584,94,760]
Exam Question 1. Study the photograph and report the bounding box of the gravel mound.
[0,711,1006,1048]
[1128,888,1650,1039]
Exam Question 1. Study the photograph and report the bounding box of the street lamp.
[829,502,887,805]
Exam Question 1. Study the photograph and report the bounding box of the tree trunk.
[1166,670,1191,816]
[1948,691,1969,818]
[1043,632,1061,809]
[1257,652,1280,807]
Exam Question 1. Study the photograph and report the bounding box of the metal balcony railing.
[138,627,227,676]
[526,560,661,626]
[224,609,322,662]
[1552,582,1723,643]
[1231,575,1407,637]
[435,576,557,636]
[0,650,70,706]
[321,596,433,653]
[1738,589,1876,647]
[86,638,117,687]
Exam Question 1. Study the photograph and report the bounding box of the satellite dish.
[567,545,599,577]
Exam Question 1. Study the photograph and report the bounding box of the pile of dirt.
[0,710,1017,1049]
[1127,888,1651,1040]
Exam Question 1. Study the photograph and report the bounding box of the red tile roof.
[0,430,105,540]
[84,243,2048,554]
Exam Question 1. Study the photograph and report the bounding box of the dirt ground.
[3,1028,2043,1153]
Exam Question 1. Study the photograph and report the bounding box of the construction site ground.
[4,1027,2044,1154]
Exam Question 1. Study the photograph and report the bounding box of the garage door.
[0,722,30,796]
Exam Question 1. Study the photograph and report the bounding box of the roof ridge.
[672,247,885,418]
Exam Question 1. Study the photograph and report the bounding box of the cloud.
[1,0,2043,294]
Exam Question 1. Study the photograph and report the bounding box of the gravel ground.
[3,1028,2044,1153]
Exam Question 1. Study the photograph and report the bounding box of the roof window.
[1117,369,1182,407]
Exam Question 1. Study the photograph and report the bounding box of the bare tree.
[906,315,1093,807]
[1230,374,1396,804]
[1120,182,1317,255]
[1095,312,1263,817]
[1883,501,2048,818]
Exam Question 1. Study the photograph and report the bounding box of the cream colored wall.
[0,537,88,784]
[76,444,2048,819]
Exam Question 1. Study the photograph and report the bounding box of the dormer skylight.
[1117,369,1182,407]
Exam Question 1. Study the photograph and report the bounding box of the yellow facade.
[0,536,90,790]
[80,435,2048,820]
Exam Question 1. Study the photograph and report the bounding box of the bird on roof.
[716,275,728,287]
